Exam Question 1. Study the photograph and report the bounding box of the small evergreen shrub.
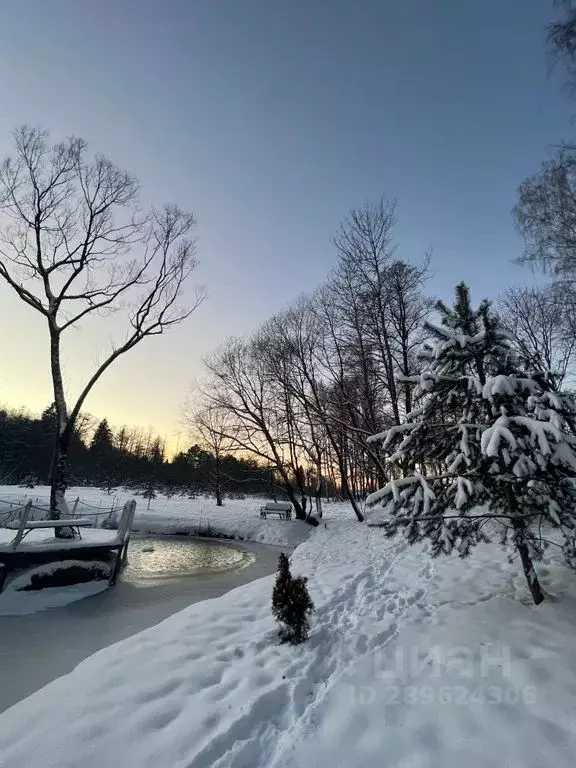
[272,553,314,644]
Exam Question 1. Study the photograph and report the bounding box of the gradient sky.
[0,0,572,450]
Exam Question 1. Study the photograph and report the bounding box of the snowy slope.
[1,512,576,768]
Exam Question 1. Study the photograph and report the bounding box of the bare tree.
[512,0,576,278]
[332,199,430,421]
[183,403,236,506]
[195,198,430,524]
[386,259,431,413]
[499,284,576,387]
[204,337,309,519]
[333,198,402,423]
[72,412,98,444]
[265,299,368,521]
[514,147,576,280]
[548,0,576,92]
[0,126,204,526]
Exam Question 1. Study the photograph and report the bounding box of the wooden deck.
[0,500,137,591]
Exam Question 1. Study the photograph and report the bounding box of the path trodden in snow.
[1,515,576,768]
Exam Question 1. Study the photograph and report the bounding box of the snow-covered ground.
[0,485,311,547]
[0,539,285,712]
[1,486,576,767]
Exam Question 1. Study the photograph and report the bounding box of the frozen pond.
[0,537,284,712]
[121,535,254,584]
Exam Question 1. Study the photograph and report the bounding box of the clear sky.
[0,0,572,449]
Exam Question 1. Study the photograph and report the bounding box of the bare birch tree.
[0,126,204,527]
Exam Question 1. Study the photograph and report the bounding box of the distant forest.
[0,404,276,499]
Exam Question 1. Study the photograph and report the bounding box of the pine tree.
[90,419,115,487]
[142,480,157,509]
[272,553,315,644]
[90,419,114,453]
[367,283,576,605]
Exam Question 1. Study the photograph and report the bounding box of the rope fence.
[0,494,123,529]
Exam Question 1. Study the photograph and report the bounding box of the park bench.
[260,502,292,520]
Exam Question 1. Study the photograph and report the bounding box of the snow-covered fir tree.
[367,283,576,604]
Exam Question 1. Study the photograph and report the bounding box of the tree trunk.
[215,457,223,506]
[314,473,323,518]
[287,488,304,519]
[269,469,277,502]
[508,493,544,605]
[49,430,74,538]
[515,538,545,605]
[341,472,364,522]
[49,323,75,537]
[283,481,305,520]
[335,445,364,521]
[402,346,412,414]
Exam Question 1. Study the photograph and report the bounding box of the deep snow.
[0,537,285,713]
[1,488,576,767]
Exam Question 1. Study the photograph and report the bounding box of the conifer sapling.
[272,553,314,644]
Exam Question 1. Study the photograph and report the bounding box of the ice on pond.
[121,536,253,585]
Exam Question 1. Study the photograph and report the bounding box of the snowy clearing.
[0,485,313,548]
[1,490,576,767]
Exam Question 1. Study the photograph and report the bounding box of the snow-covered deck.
[0,527,121,553]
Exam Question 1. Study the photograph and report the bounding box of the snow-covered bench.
[7,514,93,548]
[260,502,292,520]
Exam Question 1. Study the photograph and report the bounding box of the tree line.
[0,405,274,499]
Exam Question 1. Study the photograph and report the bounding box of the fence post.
[72,497,80,518]
[12,500,32,550]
